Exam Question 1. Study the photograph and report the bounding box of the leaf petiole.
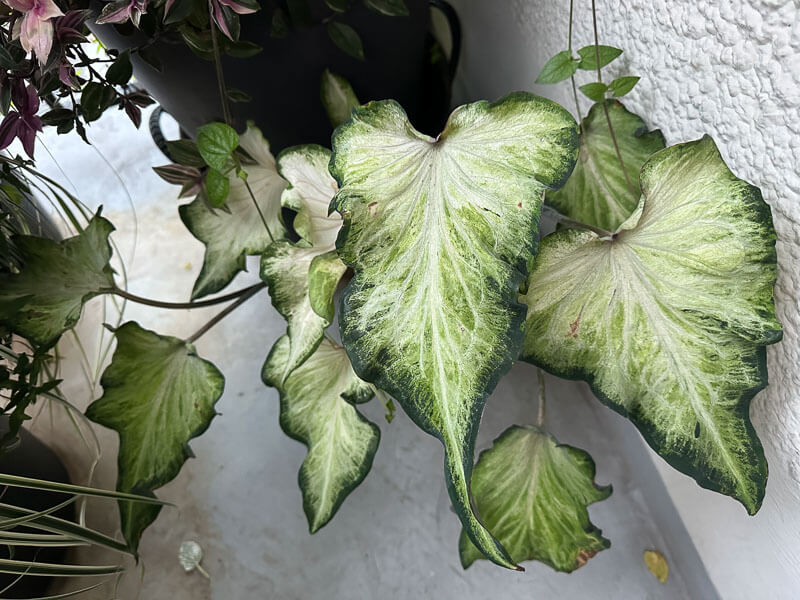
[111,282,266,310]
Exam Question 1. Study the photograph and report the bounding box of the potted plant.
[0,0,785,593]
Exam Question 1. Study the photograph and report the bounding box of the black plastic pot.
[0,419,72,598]
[90,0,460,153]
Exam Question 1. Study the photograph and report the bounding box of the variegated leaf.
[547,100,665,231]
[180,123,287,300]
[0,215,115,347]
[261,145,344,380]
[459,425,610,571]
[330,93,579,569]
[263,336,379,532]
[85,322,224,551]
[522,136,782,514]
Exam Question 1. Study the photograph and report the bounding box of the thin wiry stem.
[591,0,636,196]
[186,284,265,343]
[568,0,582,123]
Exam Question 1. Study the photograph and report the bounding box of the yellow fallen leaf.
[644,549,668,583]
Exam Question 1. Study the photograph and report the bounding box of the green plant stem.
[111,282,265,310]
[208,0,233,127]
[590,0,636,196]
[241,172,275,243]
[536,368,546,426]
[542,205,615,237]
[186,283,264,343]
[567,0,582,123]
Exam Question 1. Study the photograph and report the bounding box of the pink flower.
[96,0,147,26]
[5,0,63,65]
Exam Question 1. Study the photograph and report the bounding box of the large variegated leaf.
[85,322,224,551]
[180,124,287,300]
[522,136,782,513]
[547,100,665,231]
[330,93,579,569]
[263,336,378,532]
[261,145,345,380]
[459,425,610,571]
[0,215,114,347]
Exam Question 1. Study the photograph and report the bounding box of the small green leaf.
[262,145,343,379]
[459,426,611,571]
[363,0,408,16]
[608,76,640,97]
[196,122,239,171]
[0,215,115,347]
[577,45,622,70]
[166,139,206,168]
[579,82,608,102]
[320,68,360,128]
[522,136,782,514]
[105,50,133,86]
[547,100,665,231]
[227,88,252,103]
[180,123,287,299]
[308,251,346,322]
[327,21,365,61]
[330,93,579,570]
[263,337,379,532]
[204,168,230,208]
[535,50,579,84]
[85,322,225,552]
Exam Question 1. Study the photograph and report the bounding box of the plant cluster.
[0,0,783,588]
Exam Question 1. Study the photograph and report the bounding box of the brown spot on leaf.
[567,316,581,338]
[368,201,378,217]
[574,547,598,569]
[516,202,522,208]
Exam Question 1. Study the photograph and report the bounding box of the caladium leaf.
[522,136,782,514]
[330,93,579,569]
[261,145,344,380]
[308,250,347,322]
[320,68,360,128]
[85,322,224,551]
[263,336,379,532]
[547,100,665,231]
[0,215,115,347]
[180,123,286,300]
[459,425,611,571]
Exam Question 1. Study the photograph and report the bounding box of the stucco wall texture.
[450,0,800,597]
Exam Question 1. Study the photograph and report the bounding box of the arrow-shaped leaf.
[522,136,781,514]
[263,336,378,532]
[261,145,345,380]
[459,425,610,571]
[547,100,665,231]
[0,215,115,347]
[180,123,287,300]
[85,322,224,551]
[330,93,579,569]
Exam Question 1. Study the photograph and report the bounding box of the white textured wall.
[450,0,800,597]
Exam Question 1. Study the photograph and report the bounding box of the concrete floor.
[16,106,720,599]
